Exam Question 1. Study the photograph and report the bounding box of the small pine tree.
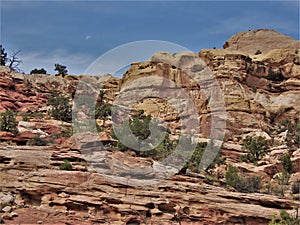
[242,136,269,163]
[280,154,293,174]
[0,45,7,66]
[226,164,240,188]
[0,110,18,134]
[48,92,72,123]
[54,64,68,76]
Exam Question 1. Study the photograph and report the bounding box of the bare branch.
[8,50,22,71]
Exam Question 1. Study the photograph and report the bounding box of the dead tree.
[8,50,22,71]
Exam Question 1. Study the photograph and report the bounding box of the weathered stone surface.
[0,144,299,224]
[0,69,78,113]
[1,30,300,224]
[223,29,300,55]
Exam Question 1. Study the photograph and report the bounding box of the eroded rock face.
[1,145,299,224]
[118,46,300,142]
[223,29,300,55]
[0,69,78,112]
[199,48,300,139]
[0,30,300,224]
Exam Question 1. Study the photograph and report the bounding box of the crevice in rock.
[20,191,42,206]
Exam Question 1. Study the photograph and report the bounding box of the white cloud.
[85,35,92,41]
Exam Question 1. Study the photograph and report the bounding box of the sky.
[0,0,299,76]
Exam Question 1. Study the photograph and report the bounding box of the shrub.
[130,113,152,140]
[95,103,111,119]
[255,50,262,55]
[278,119,300,148]
[27,135,49,146]
[235,176,262,193]
[226,165,262,193]
[30,68,47,74]
[225,164,240,188]
[275,170,291,196]
[142,132,176,160]
[60,126,73,138]
[110,112,152,151]
[241,136,269,163]
[280,154,293,174]
[59,159,72,171]
[270,209,300,225]
[186,141,223,173]
[292,181,300,194]
[48,92,72,123]
[0,110,18,134]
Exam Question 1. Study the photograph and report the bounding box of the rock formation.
[0,29,300,224]
[223,29,300,55]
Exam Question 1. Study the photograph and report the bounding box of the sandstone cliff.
[223,29,300,55]
[0,29,300,224]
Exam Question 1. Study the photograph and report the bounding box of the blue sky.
[1,1,299,75]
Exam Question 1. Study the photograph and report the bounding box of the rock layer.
[1,145,299,224]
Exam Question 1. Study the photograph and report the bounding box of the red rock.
[1,101,17,110]
[0,131,15,137]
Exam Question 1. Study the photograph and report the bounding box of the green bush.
[141,132,176,160]
[186,141,223,173]
[130,113,152,140]
[241,136,269,163]
[0,110,18,134]
[255,50,262,55]
[269,209,300,225]
[278,119,300,148]
[110,111,153,151]
[280,154,293,174]
[95,103,111,119]
[235,176,262,193]
[226,165,262,193]
[0,45,7,66]
[110,111,224,171]
[275,170,291,196]
[59,159,72,171]
[30,68,47,74]
[60,126,73,138]
[292,181,300,194]
[27,135,49,146]
[48,92,72,123]
[225,164,240,188]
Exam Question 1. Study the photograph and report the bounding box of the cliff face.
[119,47,300,141]
[199,48,300,140]
[1,144,298,224]
[223,29,300,55]
[0,29,300,224]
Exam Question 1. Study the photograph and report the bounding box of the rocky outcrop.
[223,29,300,55]
[199,48,300,140]
[0,30,300,224]
[117,46,300,141]
[1,144,299,224]
[0,68,78,112]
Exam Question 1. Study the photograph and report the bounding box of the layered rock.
[0,68,77,112]
[223,29,300,55]
[1,144,299,224]
[199,47,300,139]
[0,29,300,224]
